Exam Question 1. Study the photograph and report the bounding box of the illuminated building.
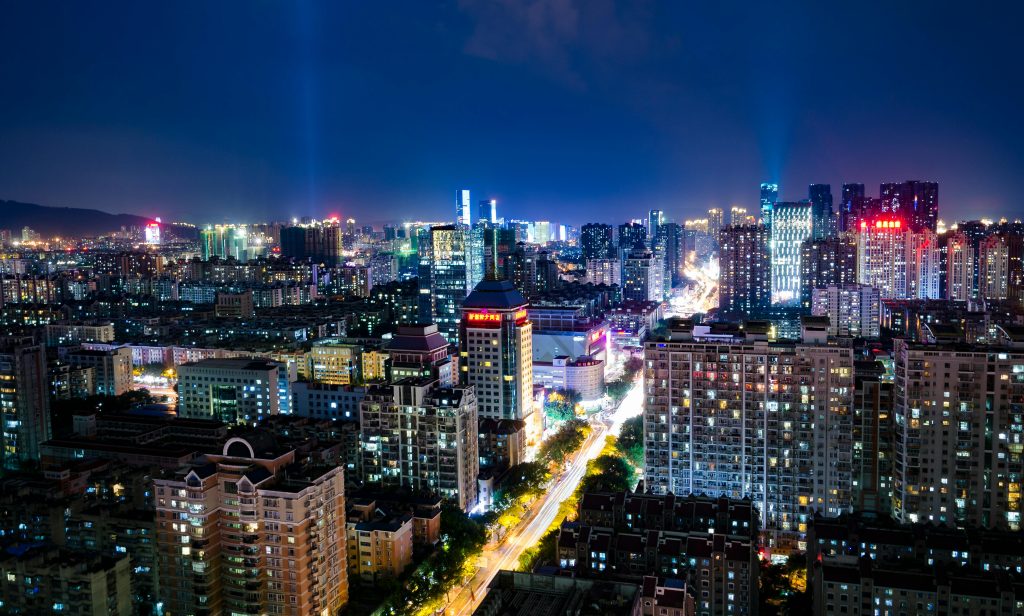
[810,285,881,338]
[706,208,724,238]
[359,378,478,511]
[0,338,51,470]
[643,319,854,550]
[532,355,605,402]
[945,231,974,301]
[65,347,133,397]
[979,233,1010,300]
[154,437,348,616]
[759,182,778,229]
[769,201,813,305]
[309,341,363,385]
[648,209,664,245]
[177,358,294,424]
[856,219,940,299]
[345,505,414,582]
[879,180,939,232]
[0,545,132,616]
[280,219,342,265]
[429,225,475,344]
[585,258,621,287]
[200,224,252,261]
[891,335,1024,530]
[808,183,834,239]
[799,236,858,309]
[851,360,893,512]
[459,276,535,463]
[477,198,497,225]
[456,188,471,226]
[718,224,771,317]
[660,222,685,287]
[581,223,615,261]
[622,248,660,302]
[144,219,161,245]
[618,221,647,254]
[837,183,865,233]
[729,206,748,226]
[386,324,455,386]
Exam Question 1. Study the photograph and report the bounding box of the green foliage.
[623,356,644,375]
[537,418,589,465]
[578,453,635,494]
[517,527,558,572]
[544,388,582,422]
[617,415,644,467]
[492,462,550,513]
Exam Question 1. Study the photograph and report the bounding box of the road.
[442,379,644,615]
[667,256,719,319]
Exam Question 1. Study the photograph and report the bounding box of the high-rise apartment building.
[851,360,894,513]
[200,225,252,261]
[618,222,647,253]
[706,209,724,238]
[799,236,858,309]
[647,209,664,245]
[660,222,685,287]
[359,378,479,511]
[879,180,939,232]
[177,358,293,424]
[945,231,975,301]
[477,199,497,226]
[759,183,778,229]
[718,225,771,318]
[585,258,621,287]
[837,183,865,233]
[65,347,133,397]
[581,223,614,261]
[280,219,343,265]
[856,219,941,299]
[891,337,1024,529]
[810,285,881,338]
[979,233,1010,300]
[643,319,854,550]
[770,201,813,305]
[622,249,660,302]
[154,437,348,616]
[808,184,834,239]
[0,338,51,470]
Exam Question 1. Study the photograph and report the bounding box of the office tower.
[808,183,834,239]
[718,225,771,317]
[706,208,724,238]
[799,236,858,309]
[810,285,881,338]
[386,324,456,386]
[837,183,865,233]
[309,342,364,384]
[585,258,621,287]
[643,319,854,550]
[892,338,1024,529]
[456,189,471,226]
[979,233,1010,300]
[856,219,940,299]
[177,358,293,424]
[759,182,779,228]
[580,223,614,261]
[458,277,533,423]
[647,209,664,245]
[65,347,133,397]
[618,221,647,253]
[429,225,474,344]
[622,248,659,302]
[0,338,51,470]
[477,199,497,226]
[660,222,685,287]
[359,379,479,511]
[879,180,939,232]
[483,227,517,275]
[769,201,813,305]
[154,437,348,616]
[280,220,343,265]
[945,231,974,301]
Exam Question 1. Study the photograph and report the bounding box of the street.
[442,378,645,615]
[666,257,719,319]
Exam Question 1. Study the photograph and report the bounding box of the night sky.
[2,1,1022,226]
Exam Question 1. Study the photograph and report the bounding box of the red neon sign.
[467,312,501,324]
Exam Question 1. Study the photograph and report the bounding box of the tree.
[544,388,582,422]
[579,453,635,493]
[606,377,632,403]
[616,415,644,468]
[537,418,589,465]
[492,462,549,513]
[623,356,644,376]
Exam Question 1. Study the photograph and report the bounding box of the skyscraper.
[799,236,858,309]
[0,338,51,470]
[759,183,779,228]
[280,220,343,265]
[660,222,685,287]
[838,183,865,233]
[580,223,614,261]
[456,189,471,226]
[622,248,660,302]
[643,319,854,550]
[647,209,664,245]
[729,206,749,226]
[770,201,813,305]
[706,208,724,238]
[430,225,473,344]
[856,219,941,299]
[979,233,1010,300]
[808,184,834,239]
[879,181,939,232]
[718,225,771,317]
[477,199,497,226]
[945,231,974,301]
[618,222,647,253]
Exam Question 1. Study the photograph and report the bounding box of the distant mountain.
[0,200,190,238]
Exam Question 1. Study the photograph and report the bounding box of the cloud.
[458,0,659,91]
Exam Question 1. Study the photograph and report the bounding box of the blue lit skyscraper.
[808,183,834,239]
[456,189,471,226]
[477,199,497,226]
[770,201,813,305]
[760,182,779,229]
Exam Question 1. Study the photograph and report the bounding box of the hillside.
[0,200,184,238]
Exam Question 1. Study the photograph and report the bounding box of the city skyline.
[3,2,1024,224]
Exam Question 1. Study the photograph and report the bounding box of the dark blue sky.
[1,1,1021,225]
